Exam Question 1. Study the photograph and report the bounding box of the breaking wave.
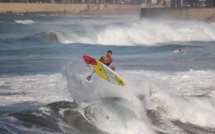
[4,18,215,46]
[1,69,215,134]
[41,20,215,45]
[14,19,35,24]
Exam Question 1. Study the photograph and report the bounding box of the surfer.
[99,50,115,71]
[173,48,189,53]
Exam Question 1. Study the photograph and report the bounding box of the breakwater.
[140,7,215,21]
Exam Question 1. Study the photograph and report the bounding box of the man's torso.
[101,56,112,66]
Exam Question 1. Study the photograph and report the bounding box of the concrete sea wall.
[140,8,215,21]
[0,3,140,15]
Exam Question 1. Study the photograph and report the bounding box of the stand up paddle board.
[83,55,127,86]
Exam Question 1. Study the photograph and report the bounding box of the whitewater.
[0,14,215,134]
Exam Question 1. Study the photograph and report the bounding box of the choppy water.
[0,14,215,134]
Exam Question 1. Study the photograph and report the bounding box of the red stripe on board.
[83,55,97,65]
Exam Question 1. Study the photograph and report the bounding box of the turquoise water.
[0,14,215,134]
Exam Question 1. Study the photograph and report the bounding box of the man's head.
[107,50,112,57]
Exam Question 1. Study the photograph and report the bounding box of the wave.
[3,93,215,134]
[5,18,215,46]
[12,30,96,44]
[4,97,155,134]
[63,62,215,132]
[135,70,215,95]
[2,15,215,46]
[122,70,215,130]
[1,68,215,133]
[40,20,215,45]
[42,30,84,44]
[148,91,215,129]
[14,19,35,24]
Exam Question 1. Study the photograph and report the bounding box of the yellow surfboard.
[83,55,127,86]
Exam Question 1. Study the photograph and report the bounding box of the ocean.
[0,13,215,134]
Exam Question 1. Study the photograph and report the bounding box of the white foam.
[48,19,215,45]
[97,20,215,45]
[65,64,215,131]
[14,19,35,24]
[102,119,155,134]
[124,69,215,95]
[149,91,215,128]
[64,64,156,133]
[78,97,155,134]
[73,69,215,130]
[0,74,72,106]
[120,70,215,128]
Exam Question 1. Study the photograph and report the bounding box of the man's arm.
[106,58,112,66]
[109,58,113,63]
[99,56,104,62]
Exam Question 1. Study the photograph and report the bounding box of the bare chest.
[102,57,112,63]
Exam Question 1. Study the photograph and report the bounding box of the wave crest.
[14,19,35,24]
[43,20,215,46]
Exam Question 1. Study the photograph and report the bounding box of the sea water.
[0,14,215,134]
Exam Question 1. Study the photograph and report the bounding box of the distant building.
[141,0,215,8]
[0,0,140,3]
[169,0,215,8]
[151,0,157,4]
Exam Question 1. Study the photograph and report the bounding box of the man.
[173,48,189,53]
[99,50,115,71]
